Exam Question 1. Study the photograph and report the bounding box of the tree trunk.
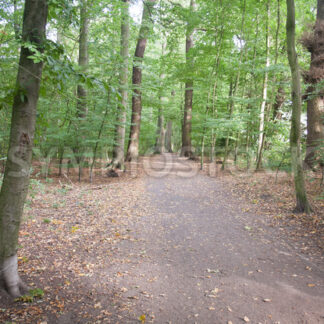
[180,0,196,158]
[286,0,312,213]
[272,86,285,120]
[155,42,167,155]
[76,0,89,181]
[165,121,173,153]
[222,80,234,170]
[13,0,20,40]
[126,0,156,162]
[256,0,270,170]
[0,0,48,297]
[90,91,111,183]
[222,0,246,170]
[304,0,324,169]
[155,110,165,154]
[112,0,130,169]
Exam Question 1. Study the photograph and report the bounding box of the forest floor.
[0,154,323,324]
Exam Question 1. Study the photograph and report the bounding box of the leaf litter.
[0,172,152,323]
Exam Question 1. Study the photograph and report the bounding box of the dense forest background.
[0,0,321,178]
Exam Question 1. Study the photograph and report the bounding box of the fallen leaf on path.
[206,268,219,273]
[127,296,139,300]
[211,288,219,294]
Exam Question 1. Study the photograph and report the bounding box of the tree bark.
[155,42,167,154]
[180,0,196,158]
[90,91,111,183]
[222,0,246,170]
[77,0,89,119]
[256,0,270,170]
[13,0,20,40]
[76,0,89,181]
[304,0,324,169]
[272,86,285,120]
[286,0,312,213]
[165,120,173,153]
[0,0,48,297]
[126,0,156,162]
[155,109,165,154]
[112,0,130,169]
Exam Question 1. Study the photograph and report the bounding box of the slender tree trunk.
[304,0,324,169]
[0,0,48,297]
[112,0,130,169]
[165,121,173,153]
[126,0,156,162]
[222,0,246,170]
[272,1,285,121]
[58,147,64,176]
[13,0,20,40]
[77,0,89,118]
[211,61,221,162]
[286,0,312,213]
[245,10,259,169]
[272,86,285,120]
[155,113,166,154]
[155,42,167,154]
[90,91,111,182]
[256,0,270,170]
[222,80,234,170]
[155,108,165,154]
[200,87,213,170]
[180,0,196,157]
[76,0,89,181]
[201,28,224,169]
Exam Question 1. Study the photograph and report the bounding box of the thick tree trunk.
[0,0,48,297]
[286,0,312,213]
[76,0,89,181]
[112,0,130,169]
[126,0,156,162]
[180,0,196,157]
[256,0,270,170]
[304,0,324,169]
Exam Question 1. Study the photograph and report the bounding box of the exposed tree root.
[1,255,29,298]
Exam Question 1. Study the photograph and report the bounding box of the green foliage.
[14,288,44,303]
[0,0,319,176]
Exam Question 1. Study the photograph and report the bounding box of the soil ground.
[0,154,323,323]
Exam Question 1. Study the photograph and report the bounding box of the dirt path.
[1,154,323,323]
[111,154,324,323]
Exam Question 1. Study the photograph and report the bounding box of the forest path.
[114,154,324,323]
